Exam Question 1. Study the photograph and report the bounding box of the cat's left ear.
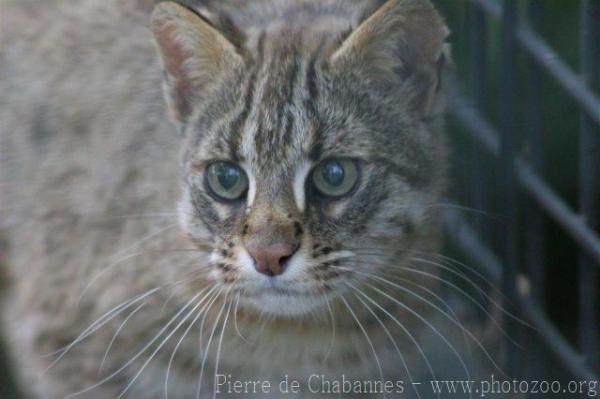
[330,0,451,116]
[151,2,245,125]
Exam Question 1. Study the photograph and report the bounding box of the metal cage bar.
[473,0,600,126]
[467,0,488,234]
[450,95,600,265]
[498,0,519,374]
[524,0,546,379]
[446,208,599,383]
[524,0,545,309]
[578,0,599,372]
[447,0,600,383]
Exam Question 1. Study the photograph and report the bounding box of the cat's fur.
[0,1,491,398]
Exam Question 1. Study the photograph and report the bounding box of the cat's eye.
[311,159,358,198]
[206,161,249,201]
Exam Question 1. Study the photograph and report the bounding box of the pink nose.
[246,242,297,276]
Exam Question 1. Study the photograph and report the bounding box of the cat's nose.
[246,242,297,277]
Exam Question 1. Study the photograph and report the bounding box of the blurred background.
[0,0,598,397]
[434,0,599,391]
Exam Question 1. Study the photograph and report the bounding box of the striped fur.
[0,1,498,398]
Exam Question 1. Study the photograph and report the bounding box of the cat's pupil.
[321,161,344,187]
[216,164,240,189]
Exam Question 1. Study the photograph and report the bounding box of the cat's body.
[1,1,493,398]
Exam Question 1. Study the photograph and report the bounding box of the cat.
[0,0,497,398]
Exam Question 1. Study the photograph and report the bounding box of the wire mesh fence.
[441,0,599,386]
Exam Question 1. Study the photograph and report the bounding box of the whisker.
[64,290,204,398]
[351,247,504,298]
[428,252,512,303]
[106,223,178,265]
[164,286,220,399]
[42,287,161,371]
[349,254,529,345]
[343,280,438,385]
[409,256,532,328]
[339,296,386,399]
[197,289,225,357]
[159,267,213,316]
[212,299,232,399]
[427,203,506,221]
[402,260,525,346]
[233,292,248,344]
[98,300,148,373]
[363,279,474,384]
[196,291,228,399]
[343,267,505,377]
[98,212,178,222]
[348,285,424,399]
[354,254,493,309]
[78,246,201,304]
[323,294,336,362]
[376,268,473,360]
[45,270,206,368]
[116,288,212,399]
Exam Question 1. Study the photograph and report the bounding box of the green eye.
[312,159,358,197]
[206,161,248,201]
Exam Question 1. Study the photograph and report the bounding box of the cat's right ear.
[151,2,244,125]
[329,0,450,116]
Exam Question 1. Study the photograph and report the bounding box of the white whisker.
[348,285,424,399]
[363,280,474,385]
[342,279,438,384]
[212,300,232,399]
[164,286,219,399]
[339,296,386,399]
[323,294,336,362]
[117,288,210,399]
[403,261,522,347]
[355,269,504,377]
[410,256,532,329]
[378,269,473,360]
[233,292,248,343]
[99,300,148,373]
[78,248,199,306]
[42,287,161,373]
[196,292,228,399]
[64,290,204,398]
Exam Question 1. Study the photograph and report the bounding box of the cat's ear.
[330,0,450,115]
[151,2,244,125]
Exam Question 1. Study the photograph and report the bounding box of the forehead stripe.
[305,40,323,100]
[228,32,267,159]
[280,55,300,146]
[254,43,300,155]
[305,41,325,161]
[228,73,255,161]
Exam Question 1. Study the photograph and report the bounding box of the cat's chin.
[242,290,329,318]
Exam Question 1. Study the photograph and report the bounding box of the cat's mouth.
[241,281,334,316]
[245,279,315,299]
[243,291,329,316]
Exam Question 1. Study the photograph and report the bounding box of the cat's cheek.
[322,198,352,220]
[177,191,193,230]
[176,192,210,244]
[177,193,205,239]
[235,246,257,277]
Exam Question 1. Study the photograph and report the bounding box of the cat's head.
[151,0,450,317]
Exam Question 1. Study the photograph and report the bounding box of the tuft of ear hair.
[330,0,450,116]
[151,1,245,125]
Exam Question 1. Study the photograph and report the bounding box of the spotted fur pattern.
[0,1,495,398]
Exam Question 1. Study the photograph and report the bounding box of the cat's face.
[152,0,449,317]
